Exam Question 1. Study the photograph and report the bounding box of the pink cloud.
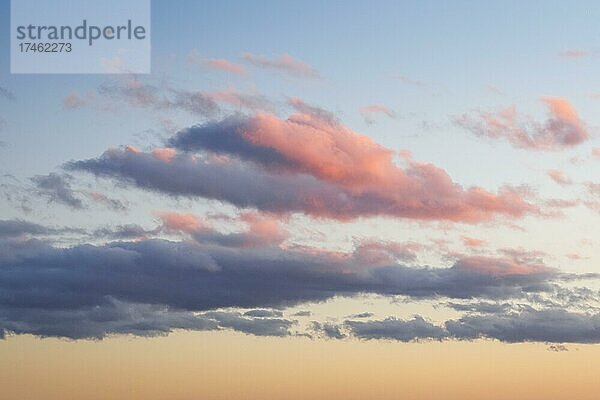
[152,148,177,163]
[455,255,550,277]
[462,236,486,248]
[593,148,600,159]
[353,240,423,265]
[455,97,589,150]
[156,211,206,233]
[359,105,396,122]
[205,58,246,75]
[242,53,319,78]
[559,49,588,58]
[238,211,288,247]
[547,169,573,185]
[79,102,540,223]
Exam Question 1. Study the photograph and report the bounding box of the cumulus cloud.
[242,53,319,78]
[70,106,537,223]
[455,98,589,150]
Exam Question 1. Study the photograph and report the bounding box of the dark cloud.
[291,310,311,317]
[0,219,85,238]
[31,173,84,209]
[0,219,54,237]
[445,309,600,343]
[346,316,446,342]
[346,312,374,319]
[202,311,294,337]
[0,230,559,340]
[446,301,513,314]
[168,115,290,168]
[311,321,347,339]
[243,309,284,318]
[548,344,569,352]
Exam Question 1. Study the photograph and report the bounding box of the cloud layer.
[70,105,537,222]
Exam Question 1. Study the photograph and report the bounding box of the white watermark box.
[10,0,151,74]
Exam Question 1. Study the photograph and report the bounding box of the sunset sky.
[2,1,600,399]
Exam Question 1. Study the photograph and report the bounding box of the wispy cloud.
[559,49,588,58]
[455,97,589,151]
[242,53,319,78]
[359,104,396,124]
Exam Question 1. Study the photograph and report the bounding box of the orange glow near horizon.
[1,331,599,400]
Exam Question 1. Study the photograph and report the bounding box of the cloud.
[559,49,588,58]
[548,344,569,352]
[455,97,589,150]
[203,311,294,337]
[71,107,537,223]
[0,219,55,237]
[547,169,573,185]
[445,308,600,343]
[342,307,600,344]
[0,230,562,340]
[346,316,446,342]
[242,53,319,78]
[208,89,273,112]
[393,75,425,87]
[86,191,127,211]
[0,86,16,102]
[91,224,155,240]
[98,79,220,118]
[346,312,374,319]
[31,173,84,209]
[462,236,486,248]
[359,105,396,123]
[157,210,288,248]
[243,309,284,318]
[312,321,347,339]
[204,59,246,75]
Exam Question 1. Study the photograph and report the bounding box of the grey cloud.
[445,309,600,344]
[346,316,447,342]
[311,321,347,339]
[98,80,219,118]
[346,312,374,319]
[202,311,294,337]
[0,86,15,102]
[0,219,54,237]
[31,173,84,209]
[0,234,561,339]
[243,309,284,318]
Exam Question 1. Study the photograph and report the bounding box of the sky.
[1,0,600,398]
